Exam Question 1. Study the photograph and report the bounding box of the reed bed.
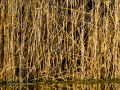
[0,0,120,83]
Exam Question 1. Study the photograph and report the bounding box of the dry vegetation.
[0,0,120,83]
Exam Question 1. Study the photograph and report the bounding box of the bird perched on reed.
[52,49,60,54]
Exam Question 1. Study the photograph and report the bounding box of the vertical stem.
[81,0,85,80]
[0,0,5,81]
[74,0,77,78]
[71,0,74,79]
[47,2,50,80]
[66,0,68,79]
[26,4,29,83]
[8,0,11,82]
[19,0,22,83]
[90,0,94,79]
[94,9,97,79]
[11,0,15,81]
[114,0,119,79]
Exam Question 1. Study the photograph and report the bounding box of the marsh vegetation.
[0,0,120,83]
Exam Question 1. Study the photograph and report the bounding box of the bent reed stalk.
[0,0,120,83]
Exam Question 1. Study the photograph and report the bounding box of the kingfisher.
[52,49,60,54]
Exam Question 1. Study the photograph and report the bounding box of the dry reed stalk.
[11,0,15,81]
[81,0,85,80]
[0,1,5,81]
[114,0,119,79]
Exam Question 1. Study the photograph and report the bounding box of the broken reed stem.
[0,0,120,82]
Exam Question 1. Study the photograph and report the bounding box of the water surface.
[0,81,120,90]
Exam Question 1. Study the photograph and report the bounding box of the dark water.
[0,81,120,90]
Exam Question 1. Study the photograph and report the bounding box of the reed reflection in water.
[0,82,120,90]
